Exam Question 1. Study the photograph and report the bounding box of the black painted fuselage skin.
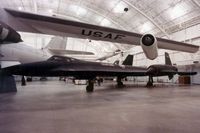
[3,56,147,79]
[3,56,196,80]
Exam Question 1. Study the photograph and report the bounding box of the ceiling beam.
[32,0,37,13]
[123,0,170,38]
[84,6,126,30]
[82,5,128,51]
[192,0,200,8]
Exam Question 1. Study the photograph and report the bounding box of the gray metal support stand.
[0,71,17,93]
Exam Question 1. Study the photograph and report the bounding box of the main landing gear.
[86,79,94,93]
[146,76,153,87]
[21,76,26,86]
[27,77,32,82]
[117,77,124,88]
[85,77,124,93]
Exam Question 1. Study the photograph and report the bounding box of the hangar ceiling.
[2,0,200,35]
[1,0,200,58]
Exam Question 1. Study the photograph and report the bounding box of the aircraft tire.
[146,81,153,87]
[86,85,94,93]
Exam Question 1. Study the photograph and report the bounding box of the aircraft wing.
[156,69,197,75]
[0,8,199,53]
[48,49,95,55]
[177,72,197,75]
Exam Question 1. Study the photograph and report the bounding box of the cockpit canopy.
[48,55,77,63]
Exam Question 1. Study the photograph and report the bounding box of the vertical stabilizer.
[122,54,134,66]
[165,52,172,65]
[45,37,67,50]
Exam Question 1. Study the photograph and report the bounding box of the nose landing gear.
[21,76,26,86]
[86,79,94,93]
[146,76,153,87]
[117,76,124,88]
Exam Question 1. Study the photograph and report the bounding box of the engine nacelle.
[0,24,22,43]
[140,34,158,60]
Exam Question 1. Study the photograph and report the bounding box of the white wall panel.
[171,24,200,42]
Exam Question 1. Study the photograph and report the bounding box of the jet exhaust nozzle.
[141,34,155,46]
[140,34,158,60]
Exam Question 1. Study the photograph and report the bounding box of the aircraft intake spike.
[140,34,158,60]
[141,34,155,46]
[0,24,22,43]
[146,66,157,76]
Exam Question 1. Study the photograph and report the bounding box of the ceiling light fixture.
[113,1,128,13]
[48,9,53,13]
[69,5,87,16]
[169,4,186,19]
[124,8,129,12]
[18,7,22,10]
[100,18,111,26]
[141,22,152,33]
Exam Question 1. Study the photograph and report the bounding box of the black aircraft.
[2,53,196,92]
[0,8,198,93]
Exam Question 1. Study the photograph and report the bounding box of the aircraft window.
[50,56,64,61]
[49,56,77,62]
[54,57,61,60]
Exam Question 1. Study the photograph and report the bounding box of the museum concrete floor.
[1,80,200,133]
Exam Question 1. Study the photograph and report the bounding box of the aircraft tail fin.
[122,54,134,66]
[45,36,67,50]
[165,52,172,65]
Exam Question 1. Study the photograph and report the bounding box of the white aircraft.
[0,8,199,60]
[0,36,94,68]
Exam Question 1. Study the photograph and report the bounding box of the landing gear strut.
[21,76,26,86]
[27,77,32,82]
[146,76,153,87]
[117,77,124,88]
[86,79,94,93]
